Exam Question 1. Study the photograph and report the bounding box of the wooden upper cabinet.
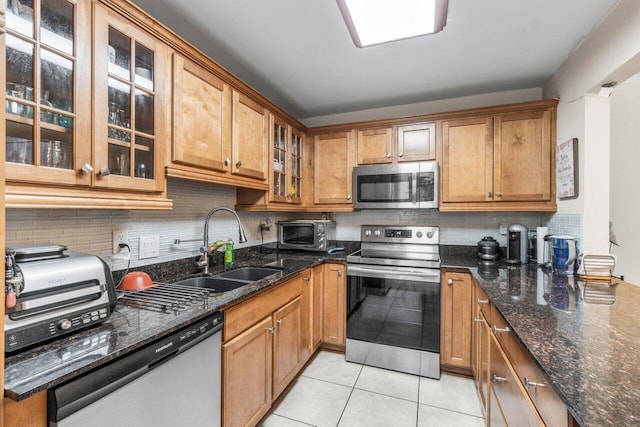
[395,122,436,162]
[440,101,556,211]
[93,4,167,193]
[442,116,494,203]
[356,122,435,165]
[494,110,552,202]
[4,0,92,186]
[313,131,355,206]
[269,116,303,204]
[172,54,230,172]
[231,90,268,180]
[357,127,393,164]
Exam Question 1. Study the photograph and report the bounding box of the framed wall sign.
[556,138,579,200]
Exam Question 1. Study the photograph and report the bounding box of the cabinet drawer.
[491,306,568,427]
[490,334,542,427]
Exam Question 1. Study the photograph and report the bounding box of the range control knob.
[427,231,434,239]
[373,229,381,237]
[58,319,72,331]
[364,229,372,237]
[416,231,423,238]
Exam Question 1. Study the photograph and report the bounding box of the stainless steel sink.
[173,277,250,292]
[216,267,283,282]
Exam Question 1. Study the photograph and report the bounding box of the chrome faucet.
[198,207,248,274]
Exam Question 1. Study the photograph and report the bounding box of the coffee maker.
[507,223,529,264]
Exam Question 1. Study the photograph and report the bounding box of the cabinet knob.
[276,319,283,325]
[386,153,392,158]
[447,279,453,285]
[236,161,242,168]
[268,326,276,334]
[495,192,502,197]
[524,378,547,389]
[80,163,94,174]
[398,152,403,157]
[224,158,231,166]
[338,270,343,277]
[346,195,352,200]
[487,192,493,198]
[304,276,311,282]
[477,298,489,305]
[493,374,507,383]
[493,325,511,334]
[98,167,110,176]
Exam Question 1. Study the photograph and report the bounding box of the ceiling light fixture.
[337,0,448,48]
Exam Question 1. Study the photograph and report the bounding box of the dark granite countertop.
[4,245,354,401]
[441,247,640,427]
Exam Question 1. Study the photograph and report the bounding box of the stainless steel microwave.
[352,161,438,209]
[278,220,337,251]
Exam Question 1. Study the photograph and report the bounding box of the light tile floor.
[261,351,485,427]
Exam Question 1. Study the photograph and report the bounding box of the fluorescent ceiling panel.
[337,0,448,47]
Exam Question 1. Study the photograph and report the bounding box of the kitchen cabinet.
[312,131,355,210]
[231,90,269,181]
[4,0,92,186]
[93,4,167,193]
[236,116,307,210]
[441,101,556,212]
[440,271,473,373]
[473,284,491,414]
[356,123,435,165]
[170,53,231,174]
[489,333,542,427]
[311,265,324,350]
[322,263,346,349]
[3,390,46,427]
[222,270,312,427]
[395,122,436,162]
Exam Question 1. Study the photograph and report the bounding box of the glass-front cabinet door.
[269,115,303,204]
[93,5,166,192]
[4,0,91,185]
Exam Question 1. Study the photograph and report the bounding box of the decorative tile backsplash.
[5,177,581,270]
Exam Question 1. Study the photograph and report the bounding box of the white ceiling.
[129,0,619,121]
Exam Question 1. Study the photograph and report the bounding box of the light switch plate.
[499,223,509,235]
[139,236,160,259]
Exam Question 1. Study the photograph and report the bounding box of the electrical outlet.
[499,223,509,235]
[113,229,129,254]
[139,236,160,259]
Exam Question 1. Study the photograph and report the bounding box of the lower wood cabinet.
[322,263,346,349]
[272,297,303,398]
[3,391,47,427]
[441,271,473,373]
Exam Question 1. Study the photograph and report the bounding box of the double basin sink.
[173,267,284,293]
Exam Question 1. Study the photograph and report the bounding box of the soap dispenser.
[224,239,235,269]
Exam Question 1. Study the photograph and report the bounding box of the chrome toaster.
[4,245,117,353]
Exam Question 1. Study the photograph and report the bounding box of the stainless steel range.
[346,225,441,379]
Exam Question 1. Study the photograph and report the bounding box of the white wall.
[610,73,640,283]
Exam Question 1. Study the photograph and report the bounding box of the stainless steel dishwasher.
[48,312,223,427]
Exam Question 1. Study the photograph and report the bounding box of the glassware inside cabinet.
[6,120,33,165]
[134,42,154,91]
[134,89,154,135]
[108,77,131,128]
[134,136,154,179]
[41,49,73,113]
[6,34,34,105]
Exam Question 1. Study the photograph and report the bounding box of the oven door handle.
[347,265,440,282]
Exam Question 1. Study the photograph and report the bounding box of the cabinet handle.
[493,325,511,333]
[98,167,110,176]
[446,277,463,285]
[386,153,392,158]
[346,195,352,200]
[493,374,507,383]
[495,192,502,197]
[236,161,242,168]
[303,276,311,282]
[224,158,231,166]
[268,326,276,334]
[80,163,94,174]
[338,270,343,277]
[524,378,547,389]
[477,298,489,304]
[487,192,493,198]
[276,319,283,325]
[474,317,484,323]
[398,152,403,157]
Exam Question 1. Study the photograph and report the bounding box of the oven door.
[346,264,440,353]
